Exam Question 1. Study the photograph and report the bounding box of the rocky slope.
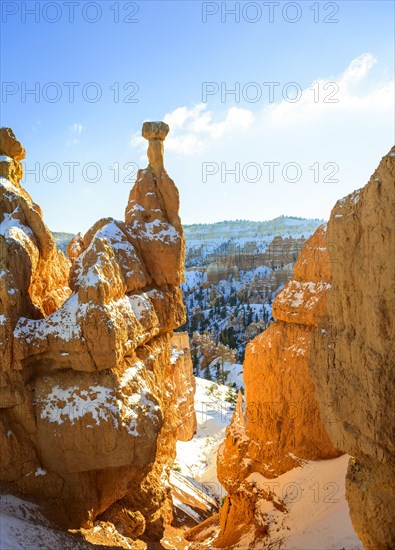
[0,124,196,546]
[311,147,395,549]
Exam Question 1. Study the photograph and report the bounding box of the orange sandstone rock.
[66,232,84,263]
[213,225,341,548]
[311,147,395,550]
[171,331,197,442]
[0,123,189,546]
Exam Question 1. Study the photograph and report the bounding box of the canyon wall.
[242,225,340,476]
[311,147,395,549]
[206,235,305,284]
[0,124,194,545]
[171,331,197,442]
[190,147,394,549]
[211,225,340,547]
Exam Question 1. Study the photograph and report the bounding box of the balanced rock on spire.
[142,120,169,178]
[125,121,185,287]
[0,123,195,545]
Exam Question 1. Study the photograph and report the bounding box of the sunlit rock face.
[171,331,197,442]
[211,225,340,547]
[311,147,395,550]
[198,148,394,550]
[0,128,26,188]
[0,123,190,543]
[241,225,341,476]
[0,127,71,374]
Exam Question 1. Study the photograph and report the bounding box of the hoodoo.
[0,124,196,546]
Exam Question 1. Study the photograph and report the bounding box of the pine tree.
[204,364,212,381]
[225,386,237,405]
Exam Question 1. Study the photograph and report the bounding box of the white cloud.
[127,52,393,228]
[130,54,392,159]
[265,53,393,127]
[67,123,84,145]
[72,123,83,135]
[340,53,377,87]
[130,104,255,156]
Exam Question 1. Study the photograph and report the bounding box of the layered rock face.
[311,148,395,549]
[171,331,197,442]
[241,235,305,270]
[243,225,340,475]
[211,225,340,546]
[0,124,192,543]
[205,235,305,284]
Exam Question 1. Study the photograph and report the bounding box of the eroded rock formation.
[243,226,339,477]
[171,331,197,442]
[311,147,395,549]
[0,127,71,376]
[205,235,305,285]
[189,148,394,550]
[0,124,193,545]
[207,225,340,547]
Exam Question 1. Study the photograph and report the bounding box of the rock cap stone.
[142,121,169,141]
[0,127,26,160]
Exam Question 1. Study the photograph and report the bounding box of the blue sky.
[1,0,394,232]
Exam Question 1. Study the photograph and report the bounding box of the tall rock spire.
[142,121,169,178]
[0,124,194,546]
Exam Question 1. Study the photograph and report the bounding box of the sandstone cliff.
[206,235,305,285]
[0,124,194,546]
[209,225,340,547]
[189,148,394,549]
[311,147,395,549]
[243,225,340,475]
[171,331,197,442]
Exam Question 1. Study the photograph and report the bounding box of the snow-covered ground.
[174,377,238,502]
[223,363,244,389]
[235,454,364,550]
[174,378,363,550]
[0,495,94,550]
[170,470,217,526]
[1,375,363,550]
[280,455,363,549]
